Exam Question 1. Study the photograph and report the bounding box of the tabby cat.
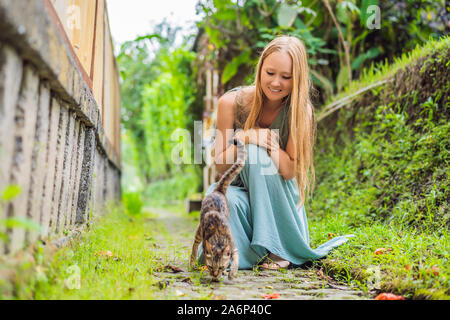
[190,137,247,281]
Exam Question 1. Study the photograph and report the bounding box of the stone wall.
[0,0,121,254]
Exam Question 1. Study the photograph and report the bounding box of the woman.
[201,35,353,270]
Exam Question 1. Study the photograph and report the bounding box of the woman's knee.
[244,144,278,175]
[226,188,249,212]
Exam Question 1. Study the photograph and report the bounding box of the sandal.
[260,254,291,270]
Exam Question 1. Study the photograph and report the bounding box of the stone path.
[148,207,368,300]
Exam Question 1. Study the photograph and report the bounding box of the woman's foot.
[260,253,290,270]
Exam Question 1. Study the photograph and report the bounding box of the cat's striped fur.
[190,137,247,280]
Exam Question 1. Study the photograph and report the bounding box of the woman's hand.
[234,128,280,154]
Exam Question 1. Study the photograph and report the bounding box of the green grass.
[320,35,450,111]
[0,204,214,300]
[36,207,163,299]
[306,36,449,300]
[308,216,449,299]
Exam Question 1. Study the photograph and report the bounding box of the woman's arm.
[213,89,296,180]
[213,92,238,174]
[268,131,295,181]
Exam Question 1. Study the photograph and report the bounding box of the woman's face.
[260,50,293,104]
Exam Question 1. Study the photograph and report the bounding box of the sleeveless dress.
[197,87,354,269]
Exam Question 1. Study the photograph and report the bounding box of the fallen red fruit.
[262,293,280,300]
[375,293,405,300]
[430,266,440,276]
[96,250,113,257]
[374,248,386,255]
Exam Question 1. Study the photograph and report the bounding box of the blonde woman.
[200,35,353,270]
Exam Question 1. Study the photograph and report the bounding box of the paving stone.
[149,207,369,300]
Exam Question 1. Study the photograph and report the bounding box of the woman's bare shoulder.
[217,90,237,128]
[219,89,238,107]
[238,86,255,109]
[217,86,254,123]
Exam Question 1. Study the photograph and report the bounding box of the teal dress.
[198,87,353,269]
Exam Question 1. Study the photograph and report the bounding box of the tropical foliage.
[307,37,449,299]
[117,1,447,204]
[195,0,447,102]
[118,22,203,202]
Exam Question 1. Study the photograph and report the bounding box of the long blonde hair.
[243,35,316,207]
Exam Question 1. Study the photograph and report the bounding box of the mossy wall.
[311,40,449,234]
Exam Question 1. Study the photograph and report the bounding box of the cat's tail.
[214,137,247,195]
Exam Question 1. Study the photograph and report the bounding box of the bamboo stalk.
[317,79,391,122]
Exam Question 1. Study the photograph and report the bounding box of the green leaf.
[133,34,163,43]
[298,7,317,18]
[341,1,360,15]
[294,16,308,30]
[0,217,41,232]
[260,33,275,41]
[1,185,21,202]
[310,69,334,96]
[336,65,349,92]
[360,0,379,26]
[336,3,349,24]
[255,41,267,48]
[221,49,251,84]
[317,47,338,55]
[337,1,360,24]
[213,0,232,11]
[351,47,380,70]
[215,8,237,21]
[351,30,369,46]
[0,231,8,242]
[277,3,298,27]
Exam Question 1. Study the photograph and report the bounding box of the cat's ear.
[224,245,231,257]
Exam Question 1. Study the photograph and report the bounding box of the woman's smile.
[269,87,282,93]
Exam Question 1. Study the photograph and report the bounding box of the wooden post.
[202,68,220,194]
[92,0,105,109]
[72,0,96,76]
